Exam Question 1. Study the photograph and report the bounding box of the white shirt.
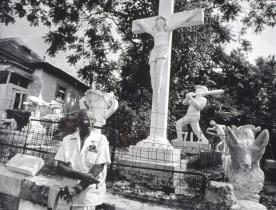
[54,130,111,207]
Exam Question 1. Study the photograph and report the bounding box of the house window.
[9,73,29,88]
[13,93,27,110]
[0,71,9,84]
[55,84,67,103]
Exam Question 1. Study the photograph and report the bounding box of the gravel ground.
[260,180,276,210]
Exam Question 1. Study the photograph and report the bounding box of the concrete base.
[0,165,69,209]
[233,200,267,210]
[171,139,211,155]
[115,156,182,191]
[115,137,182,190]
[127,145,181,163]
[6,154,44,176]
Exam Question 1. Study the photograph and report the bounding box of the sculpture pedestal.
[227,168,265,202]
[234,200,267,210]
[115,136,182,190]
[0,165,70,210]
[171,139,211,155]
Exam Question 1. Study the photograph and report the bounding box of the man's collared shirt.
[54,130,111,207]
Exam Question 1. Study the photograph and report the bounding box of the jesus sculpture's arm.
[167,11,199,31]
[136,20,155,36]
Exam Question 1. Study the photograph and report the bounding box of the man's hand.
[81,172,100,184]
[59,186,77,202]
[186,92,194,99]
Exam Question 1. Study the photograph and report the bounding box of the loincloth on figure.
[149,45,168,64]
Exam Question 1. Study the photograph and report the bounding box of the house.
[0,38,89,127]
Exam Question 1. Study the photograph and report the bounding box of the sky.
[0,18,76,74]
[0,15,275,74]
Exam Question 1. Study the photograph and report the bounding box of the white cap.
[195,85,208,92]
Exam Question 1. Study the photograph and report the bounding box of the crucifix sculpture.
[132,0,205,142]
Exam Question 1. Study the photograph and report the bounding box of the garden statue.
[224,125,269,202]
[79,89,118,128]
[135,12,198,103]
[132,1,205,140]
[206,120,226,152]
[175,86,224,142]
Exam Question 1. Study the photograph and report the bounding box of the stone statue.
[79,89,118,128]
[224,125,269,202]
[175,85,209,143]
[206,120,226,151]
[135,12,197,102]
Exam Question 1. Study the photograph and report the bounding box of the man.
[55,109,111,210]
[175,85,209,143]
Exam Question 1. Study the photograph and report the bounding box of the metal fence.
[0,116,215,201]
[0,119,62,177]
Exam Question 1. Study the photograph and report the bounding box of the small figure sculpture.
[135,12,197,102]
[224,125,269,201]
[175,85,209,143]
[206,120,226,151]
[79,89,118,128]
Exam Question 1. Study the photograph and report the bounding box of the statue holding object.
[175,86,224,142]
[79,89,118,128]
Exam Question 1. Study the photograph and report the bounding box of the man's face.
[155,18,166,30]
[79,111,94,132]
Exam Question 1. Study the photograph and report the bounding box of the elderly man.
[175,85,209,143]
[55,109,111,210]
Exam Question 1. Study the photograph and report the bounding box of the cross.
[132,0,204,142]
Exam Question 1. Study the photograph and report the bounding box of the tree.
[1,0,275,141]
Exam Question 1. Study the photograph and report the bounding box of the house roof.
[30,62,89,92]
[0,37,89,91]
[0,38,43,64]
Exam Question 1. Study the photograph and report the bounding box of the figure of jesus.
[136,12,198,103]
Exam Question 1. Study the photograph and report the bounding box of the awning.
[4,65,33,80]
[0,64,12,71]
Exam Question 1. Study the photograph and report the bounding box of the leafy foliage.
[1,0,275,154]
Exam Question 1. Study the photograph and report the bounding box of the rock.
[233,200,267,210]
[227,168,264,201]
[20,179,49,206]
[0,192,20,210]
[205,181,236,207]
[114,180,130,187]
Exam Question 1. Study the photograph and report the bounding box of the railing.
[0,116,213,201]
